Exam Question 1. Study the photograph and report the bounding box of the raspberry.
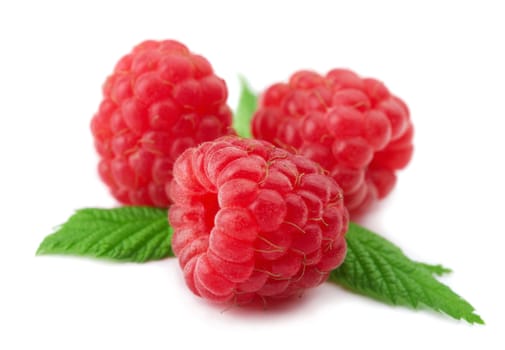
[168,136,348,304]
[91,39,234,206]
[252,69,413,215]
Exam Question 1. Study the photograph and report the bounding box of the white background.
[1,1,504,349]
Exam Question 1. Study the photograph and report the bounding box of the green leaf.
[415,261,452,276]
[233,76,258,138]
[331,223,483,324]
[37,207,174,262]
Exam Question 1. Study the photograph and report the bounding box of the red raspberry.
[252,69,413,215]
[91,40,234,206]
[168,136,348,304]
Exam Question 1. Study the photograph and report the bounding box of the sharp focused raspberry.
[91,39,234,206]
[252,69,413,215]
[168,136,348,304]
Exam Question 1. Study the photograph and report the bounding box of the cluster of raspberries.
[91,39,413,304]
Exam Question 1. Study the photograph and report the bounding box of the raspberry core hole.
[201,193,220,230]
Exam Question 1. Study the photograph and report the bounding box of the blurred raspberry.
[252,69,413,215]
[91,39,234,206]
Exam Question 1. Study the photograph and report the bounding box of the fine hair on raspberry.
[91,39,234,207]
[168,136,349,304]
[252,69,413,215]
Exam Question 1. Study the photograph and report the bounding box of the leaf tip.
[432,264,453,275]
[238,74,248,85]
[35,247,47,256]
[467,313,485,325]
[237,75,256,100]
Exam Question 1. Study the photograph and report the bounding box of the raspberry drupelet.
[91,39,234,207]
[168,136,349,304]
[252,69,413,215]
